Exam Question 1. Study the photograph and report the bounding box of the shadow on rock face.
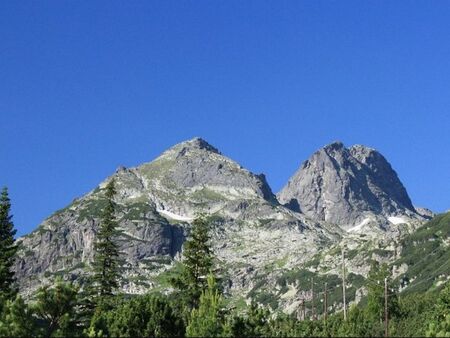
[285,198,301,213]
[168,224,185,258]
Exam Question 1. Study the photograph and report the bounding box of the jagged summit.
[323,140,345,151]
[173,137,220,154]
[349,143,376,153]
[154,137,221,162]
[278,142,417,229]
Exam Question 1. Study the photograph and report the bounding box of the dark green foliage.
[254,291,279,310]
[171,216,214,309]
[0,187,18,299]
[263,313,298,337]
[224,304,373,337]
[0,280,80,337]
[434,281,450,327]
[0,295,35,337]
[366,261,400,324]
[3,277,441,337]
[331,306,374,337]
[92,179,121,302]
[88,293,184,337]
[226,301,271,337]
[186,274,225,337]
[32,279,81,337]
[426,281,450,336]
[390,292,435,337]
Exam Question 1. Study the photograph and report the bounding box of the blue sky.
[1,1,449,235]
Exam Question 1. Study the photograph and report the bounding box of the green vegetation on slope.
[394,212,450,293]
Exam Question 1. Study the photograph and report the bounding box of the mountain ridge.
[13,137,436,313]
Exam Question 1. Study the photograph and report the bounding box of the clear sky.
[1,1,449,236]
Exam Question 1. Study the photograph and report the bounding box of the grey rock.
[414,206,435,219]
[278,142,418,230]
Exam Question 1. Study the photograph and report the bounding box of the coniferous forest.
[0,184,449,337]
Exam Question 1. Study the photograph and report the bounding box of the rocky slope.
[15,138,441,315]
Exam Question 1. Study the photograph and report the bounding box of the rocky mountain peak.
[163,137,220,159]
[323,140,345,152]
[133,137,277,217]
[183,137,220,153]
[349,143,375,155]
[278,142,417,229]
[349,144,384,166]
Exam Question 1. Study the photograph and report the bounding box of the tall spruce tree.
[92,179,121,302]
[0,187,18,299]
[171,216,214,308]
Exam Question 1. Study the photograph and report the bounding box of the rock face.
[278,142,417,230]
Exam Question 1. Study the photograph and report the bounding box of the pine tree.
[171,216,214,308]
[0,187,18,299]
[0,295,35,336]
[33,279,81,337]
[186,274,225,337]
[92,179,121,303]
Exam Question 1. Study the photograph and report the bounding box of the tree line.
[0,182,449,337]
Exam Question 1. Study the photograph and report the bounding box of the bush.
[88,293,184,337]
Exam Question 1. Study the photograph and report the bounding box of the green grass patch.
[153,261,184,288]
[190,188,226,202]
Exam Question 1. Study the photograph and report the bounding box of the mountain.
[14,138,444,315]
[278,142,420,232]
[14,138,333,298]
